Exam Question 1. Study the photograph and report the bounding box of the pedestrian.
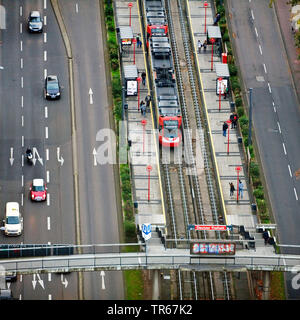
[229,182,235,197]
[138,35,142,48]
[136,34,140,48]
[141,71,146,86]
[233,112,238,129]
[145,94,151,108]
[222,121,228,137]
[140,100,146,116]
[203,40,207,52]
[238,180,244,199]
[213,13,221,26]
[197,39,202,53]
[229,113,235,129]
[223,84,227,99]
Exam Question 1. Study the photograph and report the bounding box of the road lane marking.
[20,23,22,34]
[19,294,22,300]
[44,15,47,26]
[45,106,48,118]
[267,82,272,93]
[22,154,24,167]
[251,9,254,20]
[21,95,24,108]
[47,170,50,183]
[21,76,23,88]
[44,68,47,79]
[44,0,47,10]
[288,165,292,177]
[47,193,50,206]
[44,50,47,61]
[46,148,49,161]
[254,27,258,38]
[21,115,24,127]
[22,135,24,147]
[21,193,24,206]
[282,143,287,155]
[76,3,79,13]
[20,58,23,69]
[21,175,24,187]
[20,275,23,282]
[20,40,23,51]
[48,273,52,282]
[20,6,22,16]
[294,188,298,201]
[263,63,267,74]
[44,32,47,43]
[273,106,276,113]
[47,217,50,230]
[258,44,262,55]
[277,122,281,133]
[48,294,52,300]
[45,126,48,139]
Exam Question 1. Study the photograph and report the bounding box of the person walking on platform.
[145,94,151,109]
[239,180,244,199]
[140,100,146,116]
[197,39,202,53]
[203,40,207,52]
[229,182,235,197]
[222,121,228,137]
[141,71,146,86]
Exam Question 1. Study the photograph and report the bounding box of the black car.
[28,11,43,33]
[44,75,61,100]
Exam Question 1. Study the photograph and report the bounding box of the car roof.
[33,179,44,186]
[30,11,41,17]
[6,202,20,216]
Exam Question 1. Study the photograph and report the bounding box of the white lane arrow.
[7,282,11,289]
[32,147,43,166]
[92,148,98,166]
[57,147,64,166]
[36,274,45,290]
[89,88,93,105]
[32,274,37,290]
[9,147,14,166]
[61,274,68,288]
[100,271,105,290]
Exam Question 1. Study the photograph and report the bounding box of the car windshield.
[47,82,58,90]
[30,17,41,22]
[32,185,44,192]
[164,128,178,138]
[6,216,19,224]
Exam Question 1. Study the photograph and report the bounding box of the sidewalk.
[274,0,300,104]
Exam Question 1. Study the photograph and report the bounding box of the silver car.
[28,11,43,33]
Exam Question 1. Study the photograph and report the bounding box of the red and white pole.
[146,165,152,202]
[132,38,136,64]
[141,119,147,153]
[204,1,208,34]
[128,3,133,27]
[211,38,215,71]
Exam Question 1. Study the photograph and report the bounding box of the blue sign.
[142,223,152,240]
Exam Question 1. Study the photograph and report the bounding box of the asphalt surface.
[227,0,300,299]
[58,0,123,299]
[0,0,77,299]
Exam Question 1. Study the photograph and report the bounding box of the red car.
[30,179,47,201]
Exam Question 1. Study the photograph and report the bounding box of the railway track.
[138,0,234,299]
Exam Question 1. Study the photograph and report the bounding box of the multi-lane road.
[227,0,300,299]
[0,0,123,299]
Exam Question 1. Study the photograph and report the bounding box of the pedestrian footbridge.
[1,243,300,275]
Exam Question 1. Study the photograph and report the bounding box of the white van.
[3,202,23,236]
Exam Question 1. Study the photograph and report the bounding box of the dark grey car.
[44,75,61,100]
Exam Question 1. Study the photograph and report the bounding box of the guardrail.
[1,251,300,274]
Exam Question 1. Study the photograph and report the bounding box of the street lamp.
[226,119,231,155]
[204,1,208,34]
[132,38,137,64]
[141,119,147,153]
[146,165,153,202]
[137,76,141,111]
[210,38,215,71]
[218,77,223,112]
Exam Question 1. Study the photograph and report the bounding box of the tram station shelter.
[215,62,230,95]
[123,64,138,96]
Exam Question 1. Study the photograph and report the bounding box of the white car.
[3,202,23,236]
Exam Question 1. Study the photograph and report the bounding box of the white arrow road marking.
[36,274,45,289]
[32,147,44,166]
[89,88,93,104]
[7,282,11,289]
[57,147,64,166]
[92,148,98,166]
[9,147,14,166]
[100,271,106,290]
[61,274,68,288]
[32,274,37,290]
